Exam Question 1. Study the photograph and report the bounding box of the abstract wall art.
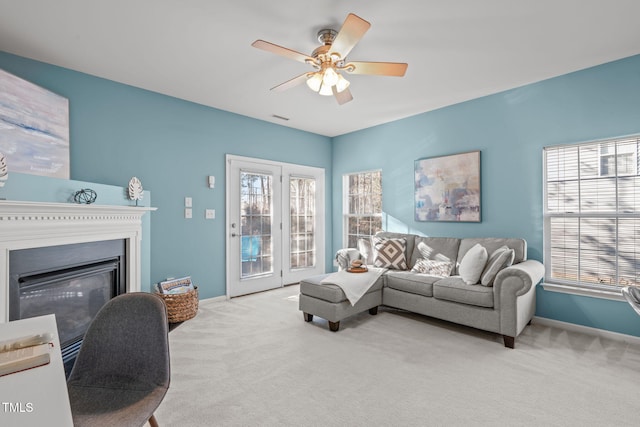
[0,68,70,179]
[415,150,481,222]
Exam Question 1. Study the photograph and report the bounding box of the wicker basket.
[157,286,199,323]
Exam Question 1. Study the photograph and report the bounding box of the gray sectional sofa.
[299,232,545,348]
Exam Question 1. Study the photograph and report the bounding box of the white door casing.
[226,155,325,297]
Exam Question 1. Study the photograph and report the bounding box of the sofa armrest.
[494,259,545,338]
[335,248,363,271]
[494,260,545,297]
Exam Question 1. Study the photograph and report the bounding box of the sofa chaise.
[299,232,545,348]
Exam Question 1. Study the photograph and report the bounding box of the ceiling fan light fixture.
[322,66,339,87]
[335,73,350,93]
[306,72,322,92]
[253,14,406,105]
[318,82,334,96]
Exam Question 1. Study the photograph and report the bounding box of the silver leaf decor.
[128,176,143,201]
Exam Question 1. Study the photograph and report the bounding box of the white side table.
[0,314,73,426]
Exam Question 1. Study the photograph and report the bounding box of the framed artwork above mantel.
[0,68,70,179]
[414,150,481,222]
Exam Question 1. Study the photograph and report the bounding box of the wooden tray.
[347,267,368,273]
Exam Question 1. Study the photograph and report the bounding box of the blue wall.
[333,55,640,337]
[1,173,152,289]
[3,49,640,337]
[0,51,333,299]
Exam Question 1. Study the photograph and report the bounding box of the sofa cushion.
[411,259,453,277]
[373,237,408,270]
[300,274,384,304]
[458,243,488,285]
[385,271,438,297]
[433,277,494,308]
[480,246,515,286]
[410,237,461,270]
[457,238,527,271]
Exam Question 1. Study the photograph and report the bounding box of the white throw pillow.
[458,243,488,285]
[480,246,515,286]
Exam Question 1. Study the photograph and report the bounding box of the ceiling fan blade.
[345,61,408,77]
[270,73,310,92]
[330,13,371,59]
[252,40,315,64]
[333,86,353,105]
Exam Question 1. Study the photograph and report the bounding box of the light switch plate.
[205,209,215,219]
[185,208,192,219]
[185,197,192,207]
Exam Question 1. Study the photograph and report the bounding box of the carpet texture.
[155,285,639,426]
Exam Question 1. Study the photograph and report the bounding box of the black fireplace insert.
[9,239,126,376]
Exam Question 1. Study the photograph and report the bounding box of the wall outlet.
[185,208,192,219]
[205,209,215,219]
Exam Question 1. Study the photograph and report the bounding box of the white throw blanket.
[320,267,386,306]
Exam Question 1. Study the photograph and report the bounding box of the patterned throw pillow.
[373,236,407,270]
[480,246,515,286]
[411,259,453,277]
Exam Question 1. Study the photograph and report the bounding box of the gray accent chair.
[67,293,171,427]
[622,286,640,316]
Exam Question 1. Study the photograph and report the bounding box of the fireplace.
[9,239,127,374]
[0,200,154,373]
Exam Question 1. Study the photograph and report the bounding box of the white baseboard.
[533,316,640,345]
[201,295,228,303]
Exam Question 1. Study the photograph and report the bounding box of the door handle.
[231,233,238,237]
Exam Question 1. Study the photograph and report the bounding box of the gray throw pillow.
[458,243,488,285]
[480,246,515,286]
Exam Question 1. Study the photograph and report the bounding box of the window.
[343,170,382,248]
[240,172,273,278]
[289,176,316,270]
[544,136,640,291]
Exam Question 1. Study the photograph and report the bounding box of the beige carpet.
[155,285,640,426]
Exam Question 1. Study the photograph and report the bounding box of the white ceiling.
[1,1,639,137]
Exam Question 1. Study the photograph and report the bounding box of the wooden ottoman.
[298,273,384,331]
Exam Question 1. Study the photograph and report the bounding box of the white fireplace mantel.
[0,200,156,322]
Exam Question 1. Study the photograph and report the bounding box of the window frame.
[543,135,640,300]
[342,169,383,248]
[289,175,316,271]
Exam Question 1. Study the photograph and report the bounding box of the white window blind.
[544,136,640,290]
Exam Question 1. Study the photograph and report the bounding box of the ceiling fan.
[252,13,408,105]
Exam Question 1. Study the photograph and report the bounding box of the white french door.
[283,166,325,285]
[226,155,324,297]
